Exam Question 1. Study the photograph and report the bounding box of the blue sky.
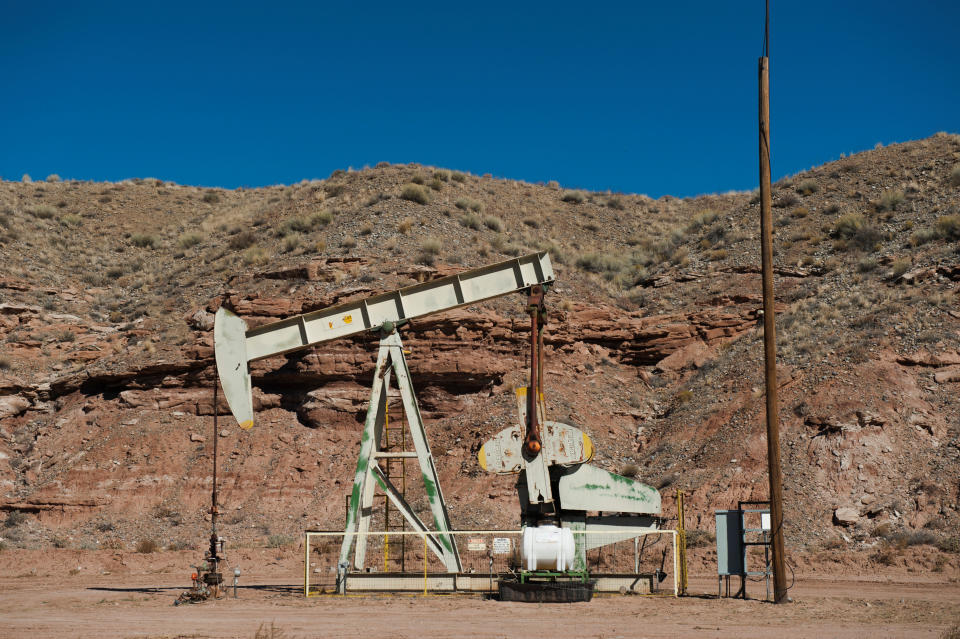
[2,1,958,197]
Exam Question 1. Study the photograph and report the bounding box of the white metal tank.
[521,525,576,571]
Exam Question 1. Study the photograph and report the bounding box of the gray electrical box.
[715,510,746,576]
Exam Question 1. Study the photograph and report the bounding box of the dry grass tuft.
[482,215,503,232]
[178,232,204,249]
[455,197,482,213]
[877,189,904,212]
[136,538,159,553]
[27,204,57,219]
[458,213,481,230]
[949,165,960,187]
[400,184,430,205]
[131,233,159,249]
[796,179,818,195]
[936,214,960,239]
[242,246,269,266]
[228,231,257,250]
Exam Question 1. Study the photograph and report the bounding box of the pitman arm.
[213,252,555,429]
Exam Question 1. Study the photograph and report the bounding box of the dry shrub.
[606,196,625,210]
[576,252,624,274]
[561,190,585,204]
[834,213,882,251]
[228,231,256,250]
[178,232,204,249]
[266,534,292,548]
[685,529,715,548]
[891,258,911,277]
[242,246,269,266]
[707,249,728,261]
[937,537,960,553]
[949,165,960,187]
[4,511,27,528]
[131,233,159,248]
[910,227,938,246]
[282,234,301,253]
[458,213,481,230]
[796,179,818,195]
[136,538,159,553]
[936,214,960,239]
[417,237,442,265]
[821,537,844,550]
[400,184,430,204]
[774,193,799,208]
[455,197,482,212]
[877,189,904,212]
[687,210,718,231]
[325,183,346,197]
[482,215,503,232]
[420,237,442,256]
[27,204,57,219]
[398,217,414,234]
[620,463,639,478]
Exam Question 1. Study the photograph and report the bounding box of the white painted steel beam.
[214,252,554,429]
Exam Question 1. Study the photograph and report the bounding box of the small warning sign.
[467,538,486,552]
[492,537,512,555]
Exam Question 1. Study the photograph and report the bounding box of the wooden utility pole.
[758,0,788,604]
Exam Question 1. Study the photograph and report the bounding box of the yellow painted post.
[423,534,428,595]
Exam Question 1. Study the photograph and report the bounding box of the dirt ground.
[1,549,958,639]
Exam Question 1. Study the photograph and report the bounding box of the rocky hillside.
[0,134,958,566]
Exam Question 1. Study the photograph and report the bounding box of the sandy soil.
[0,550,957,639]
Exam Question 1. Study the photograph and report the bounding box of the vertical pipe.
[210,378,220,588]
[212,381,218,536]
[677,489,688,596]
[304,533,309,597]
[672,531,678,598]
[524,286,544,455]
[759,53,788,604]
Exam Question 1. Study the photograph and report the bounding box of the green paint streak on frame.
[421,474,453,553]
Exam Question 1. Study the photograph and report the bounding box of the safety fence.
[304,529,678,597]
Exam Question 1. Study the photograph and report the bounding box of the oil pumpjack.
[213,252,661,598]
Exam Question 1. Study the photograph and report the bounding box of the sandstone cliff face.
[1,279,956,552]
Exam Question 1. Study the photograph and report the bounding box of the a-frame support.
[338,329,461,575]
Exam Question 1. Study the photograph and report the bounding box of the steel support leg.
[338,331,461,576]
